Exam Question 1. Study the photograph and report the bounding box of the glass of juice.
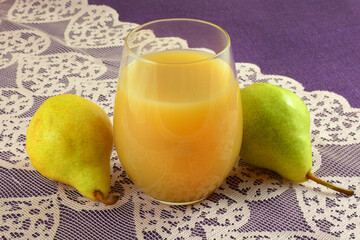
[114,19,243,205]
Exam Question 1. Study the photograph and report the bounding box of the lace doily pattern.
[0,30,51,69]
[7,0,88,23]
[0,195,59,239]
[0,1,359,239]
[17,52,107,96]
[64,5,138,48]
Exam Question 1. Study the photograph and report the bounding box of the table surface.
[98,0,360,108]
[1,0,359,239]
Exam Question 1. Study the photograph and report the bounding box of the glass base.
[154,198,205,206]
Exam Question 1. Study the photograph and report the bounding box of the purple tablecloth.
[99,0,360,108]
[1,1,359,239]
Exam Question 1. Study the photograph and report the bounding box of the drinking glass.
[113,19,243,205]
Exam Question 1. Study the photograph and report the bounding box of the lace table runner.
[0,1,359,239]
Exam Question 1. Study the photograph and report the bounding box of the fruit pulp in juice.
[113,50,242,203]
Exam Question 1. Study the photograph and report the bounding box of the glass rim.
[124,18,231,65]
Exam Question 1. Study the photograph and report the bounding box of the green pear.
[26,94,119,204]
[240,83,353,196]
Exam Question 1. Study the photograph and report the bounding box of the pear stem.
[306,172,354,196]
[94,191,119,205]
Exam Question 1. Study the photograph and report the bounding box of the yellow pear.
[26,94,118,205]
[241,83,353,196]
